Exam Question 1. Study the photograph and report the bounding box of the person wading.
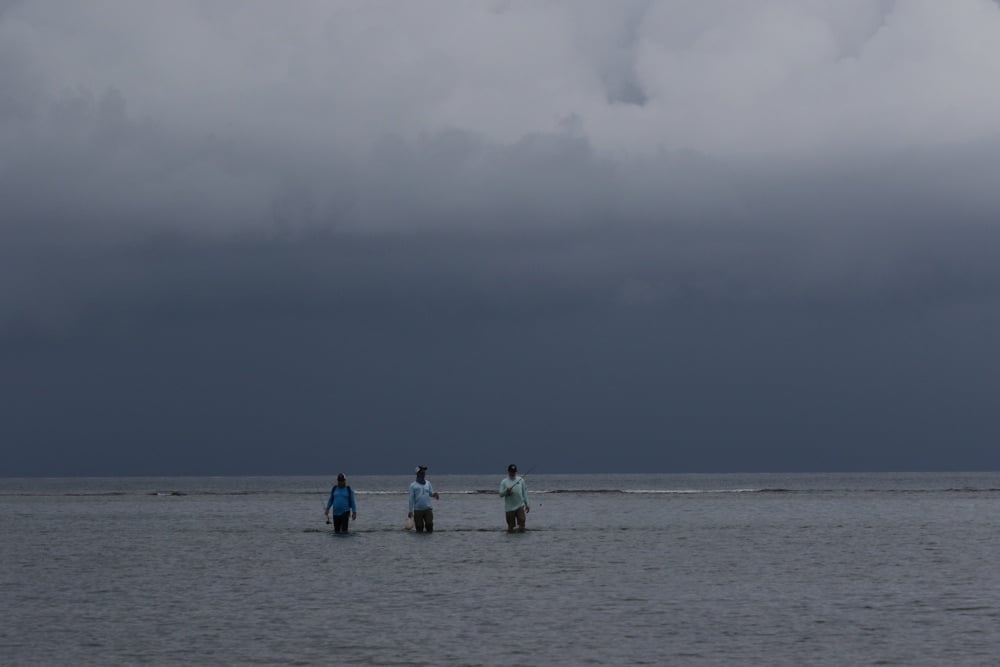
[408,465,440,533]
[324,473,357,533]
[499,464,529,532]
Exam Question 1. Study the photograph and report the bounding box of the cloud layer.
[6,1,1000,154]
[5,1,1000,238]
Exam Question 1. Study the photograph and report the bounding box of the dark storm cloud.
[5,112,1000,330]
[4,2,1000,475]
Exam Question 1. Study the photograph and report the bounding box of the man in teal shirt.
[499,464,529,532]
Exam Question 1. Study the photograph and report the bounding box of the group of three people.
[323,464,530,534]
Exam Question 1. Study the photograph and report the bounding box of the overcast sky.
[4,1,1000,476]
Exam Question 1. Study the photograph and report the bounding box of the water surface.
[2,473,999,665]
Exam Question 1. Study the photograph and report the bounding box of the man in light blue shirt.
[499,464,529,532]
[408,465,440,533]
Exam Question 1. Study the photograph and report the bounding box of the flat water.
[2,473,999,665]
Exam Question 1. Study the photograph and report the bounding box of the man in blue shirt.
[324,473,357,533]
[408,465,440,533]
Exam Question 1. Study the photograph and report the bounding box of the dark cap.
[337,473,346,480]
[507,464,517,472]
[415,465,428,473]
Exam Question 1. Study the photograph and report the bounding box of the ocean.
[2,472,999,666]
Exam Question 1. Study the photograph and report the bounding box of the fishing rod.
[504,465,535,496]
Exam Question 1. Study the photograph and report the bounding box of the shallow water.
[2,473,999,665]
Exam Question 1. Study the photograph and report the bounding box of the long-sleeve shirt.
[499,476,528,512]
[409,480,435,512]
[326,485,357,515]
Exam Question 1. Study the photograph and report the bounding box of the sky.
[3,0,1000,476]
